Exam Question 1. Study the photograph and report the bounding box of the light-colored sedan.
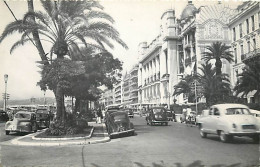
[197,104,260,143]
[5,111,38,135]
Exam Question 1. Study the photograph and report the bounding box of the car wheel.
[151,122,153,126]
[252,135,259,143]
[165,122,168,126]
[219,131,230,143]
[5,130,10,135]
[199,125,207,138]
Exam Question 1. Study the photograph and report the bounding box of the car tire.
[219,131,230,143]
[165,122,168,126]
[5,130,10,135]
[252,135,259,143]
[151,122,153,126]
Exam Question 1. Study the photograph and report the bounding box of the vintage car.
[0,110,9,122]
[197,104,260,143]
[5,111,38,135]
[106,111,135,138]
[146,107,168,126]
[36,108,50,128]
[123,108,134,118]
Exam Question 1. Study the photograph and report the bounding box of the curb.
[31,126,94,141]
[10,123,110,146]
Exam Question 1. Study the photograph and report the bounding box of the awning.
[247,90,257,97]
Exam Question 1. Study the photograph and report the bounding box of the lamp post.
[43,90,46,107]
[4,74,8,111]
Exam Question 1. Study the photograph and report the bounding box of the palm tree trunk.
[215,58,222,76]
[27,0,49,65]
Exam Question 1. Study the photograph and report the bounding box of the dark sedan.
[146,107,168,126]
[106,111,135,138]
[0,110,9,122]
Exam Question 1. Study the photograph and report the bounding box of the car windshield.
[114,114,127,121]
[15,113,31,119]
[225,108,251,115]
[153,109,165,114]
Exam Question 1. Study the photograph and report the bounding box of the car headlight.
[232,123,237,129]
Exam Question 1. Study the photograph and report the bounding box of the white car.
[197,104,260,143]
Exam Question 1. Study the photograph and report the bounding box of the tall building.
[138,9,179,108]
[129,65,139,109]
[114,81,122,105]
[228,1,260,103]
[178,1,236,103]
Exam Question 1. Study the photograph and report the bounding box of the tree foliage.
[234,60,260,97]
[202,42,233,76]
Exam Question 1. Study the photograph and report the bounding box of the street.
[0,116,259,167]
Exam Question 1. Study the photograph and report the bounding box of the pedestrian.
[182,106,187,123]
[97,108,102,124]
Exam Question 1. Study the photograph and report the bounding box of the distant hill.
[0,97,56,108]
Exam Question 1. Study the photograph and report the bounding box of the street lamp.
[4,74,8,111]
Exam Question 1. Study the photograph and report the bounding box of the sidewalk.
[10,122,110,146]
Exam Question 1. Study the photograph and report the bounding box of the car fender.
[216,119,229,134]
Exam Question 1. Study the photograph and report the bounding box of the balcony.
[241,48,260,62]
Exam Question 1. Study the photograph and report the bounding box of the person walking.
[97,108,102,124]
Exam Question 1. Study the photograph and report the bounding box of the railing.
[241,48,260,62]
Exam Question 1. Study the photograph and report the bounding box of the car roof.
[16,111,35,114]
[110,111,127,116]
[212,103,249,109]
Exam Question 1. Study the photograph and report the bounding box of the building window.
[239,23,243,37]
[246,19,249,34]
[233,27,236,41]
[253,38,256,50]
[234,48,237,64]
[251,15,255,31]
[247,41,250,53]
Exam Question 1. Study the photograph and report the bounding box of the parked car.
[197,104,260,143]
[5,111,38,135]
[0,110,9,122]
[124,108,134,118]
[146,107,168,126]
[106,111,135,138]
[35,108,50,128]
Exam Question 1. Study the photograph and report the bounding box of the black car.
[0,110,9,122]
[146,107,168,126]
[106,111,135,138]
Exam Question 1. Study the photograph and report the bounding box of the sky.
[0,0,242,100]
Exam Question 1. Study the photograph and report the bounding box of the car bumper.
[110,129,135,136]
[5,128,32,133]
[151,120,168,123]
[228,131,260,136]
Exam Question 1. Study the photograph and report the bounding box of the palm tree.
[0,0,128,122]
[173,75,196,102]
[234,61,260,97]
[198,63,231,106]
[202,42,233,76]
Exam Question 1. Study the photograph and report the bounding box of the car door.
[208,107,221,134]
[203,107,215,133]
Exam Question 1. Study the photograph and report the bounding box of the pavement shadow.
[205,135,258,145]
[133,124,154,134]
[89,161,245,167]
